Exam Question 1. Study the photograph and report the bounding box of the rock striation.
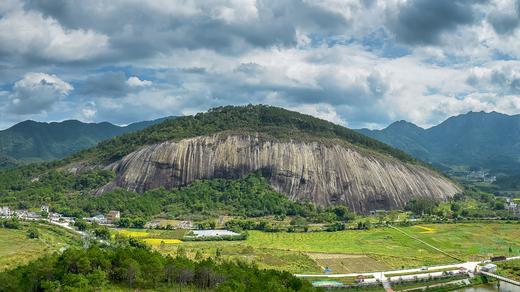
[99,134,460,213]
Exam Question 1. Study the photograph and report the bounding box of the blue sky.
[1,0,520,130]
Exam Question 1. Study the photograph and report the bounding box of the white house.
[86,214,107,224]
[0,206,12,217]
[191,230,240,237]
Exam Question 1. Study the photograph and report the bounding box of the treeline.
[405,187,517,219]
[0,170,356,223]
[0,238,314,292]
[69,104,418,165]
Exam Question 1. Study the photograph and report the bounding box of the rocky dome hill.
[68,105,460,213]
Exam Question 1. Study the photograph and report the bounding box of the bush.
[3,218,20,229]
[27,227,39,239]
[74,219,88,231]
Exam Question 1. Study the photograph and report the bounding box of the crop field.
[307,253,389,273]
[246,223,520,267]
[115,228,187,240]
[143,238,182,246]
[159,223,520,274]
[0,224,78,271]
[497,259,520,281]
[113,223,520,274]
[156,241,321,274]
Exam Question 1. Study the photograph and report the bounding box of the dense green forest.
[0,168,354,223]
[0,238,314,292]
[68,105,418,165]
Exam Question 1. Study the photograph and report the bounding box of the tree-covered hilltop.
[0,238,314,292]
[70,104,419,165]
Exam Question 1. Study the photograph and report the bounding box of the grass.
[155,242,321,274]
[496,259,520,281]
[113,223,520,275]
[385,267,463,277]
[0,223,79,271]
[307,253,389,273]
[245,223,520,268]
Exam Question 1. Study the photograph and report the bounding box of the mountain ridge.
[0,117,174,168]
[357,111,520,174]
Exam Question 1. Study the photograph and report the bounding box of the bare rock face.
[99,134,460,213]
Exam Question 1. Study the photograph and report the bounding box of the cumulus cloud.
[81,101,97,120]
[488,0,520,35]
[467,62,520,95]
[78,72,152,97]
[387,0,488,45]
[0,7,108,62]
[7,73,73,114]
[23,0,348,59]
[1,0,520,130]
[126,76,152,87]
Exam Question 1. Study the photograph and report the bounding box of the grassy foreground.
[0,223,79,271]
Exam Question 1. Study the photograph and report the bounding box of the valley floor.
[116,222,520,274]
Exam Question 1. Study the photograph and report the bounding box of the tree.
[132,217,146,229]
[3,218,20,229]
[94,227,111,240]
[74,219,88,231]
[115,218,131,228]
[405,198,438,216]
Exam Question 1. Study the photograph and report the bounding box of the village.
[0,205,120,226]
[0,205,243,241]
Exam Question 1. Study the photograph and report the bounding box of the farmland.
[117,223,520,274]
[0,223,79,271]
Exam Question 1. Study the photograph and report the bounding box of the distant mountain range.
[357,111,520,175]
[0,117,174,168]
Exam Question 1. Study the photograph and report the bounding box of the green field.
[0,223,79,271]
[246,223,520,267]
[497,259,520,281]
[141,223,520,274]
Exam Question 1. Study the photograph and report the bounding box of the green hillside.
[0,117,172,168]
[71,104,419,165]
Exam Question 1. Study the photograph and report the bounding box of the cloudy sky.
[1,0,520,130]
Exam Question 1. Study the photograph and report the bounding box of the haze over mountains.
[357,111,520,176]
[0,117,173,168]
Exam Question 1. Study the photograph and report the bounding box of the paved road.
[295,256,520,286]
[295,261,478,279]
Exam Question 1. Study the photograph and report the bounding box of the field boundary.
[388,225,463,262]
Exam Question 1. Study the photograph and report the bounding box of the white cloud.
[81,102,97,120]
[2,0,520,130]
[7,72,73,115]
[0,9,108,61]
[126,76,152,87]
